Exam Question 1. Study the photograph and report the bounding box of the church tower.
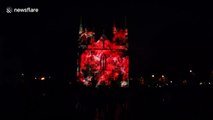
[77,17,129,87]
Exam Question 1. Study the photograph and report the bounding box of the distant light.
[69,81,72,85]
[170,81,173,84]
[35,77,37,80]
[190,70,192,73]
[182,80,187,84]
[152,75,155,78]
[199,82,203,85]
[40,77,45,81]
[162,75,165,78]
[166,84,168,86]
[209,82,211,85]
[162,98,165,102]
[159,85,162,88]
[48,76,51,79]
[21,73,24,76]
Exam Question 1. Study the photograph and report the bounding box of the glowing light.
[162,75,165,78]
[199,82,203,85]
[190,70,192,73]
[170,81,173,84]
[152,74,155,78]
[40,77,45,81]
[35,77,37,80]
[209,82,211,85]
[21,73,24,76]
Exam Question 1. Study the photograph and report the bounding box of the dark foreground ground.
[1,80,213,120]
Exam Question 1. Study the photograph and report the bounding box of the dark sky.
[1,1,213,79]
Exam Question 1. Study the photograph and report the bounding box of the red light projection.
[77,19,129,87]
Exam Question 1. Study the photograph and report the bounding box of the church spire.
[79,16,83,35]
[113,19,117,34]
[124,16,128,36]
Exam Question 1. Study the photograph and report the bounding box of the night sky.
[1,1,213,81]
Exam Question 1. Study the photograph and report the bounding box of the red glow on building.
[77,18,129,87]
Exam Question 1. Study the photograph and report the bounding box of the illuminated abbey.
[77,17,129,87]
